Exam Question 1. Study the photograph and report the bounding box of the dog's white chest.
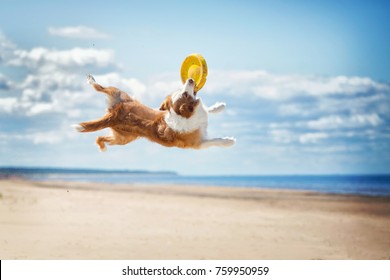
[164,102,208,134]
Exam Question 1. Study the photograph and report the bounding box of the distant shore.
[0,178,389,259]
[0,166,177,176]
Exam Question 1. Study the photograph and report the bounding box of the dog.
[73,74,235,151]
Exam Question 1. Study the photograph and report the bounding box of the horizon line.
[1,166,389,177]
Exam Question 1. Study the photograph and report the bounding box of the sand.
[0,178,389,260]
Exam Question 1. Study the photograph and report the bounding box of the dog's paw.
[72,124,85,132]
[222,137,236,147]
[98,145,107,152]
[86,74,96,85]
[96,136,107,152]
[208,102,226,114]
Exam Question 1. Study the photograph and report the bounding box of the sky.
[0,0,389,175]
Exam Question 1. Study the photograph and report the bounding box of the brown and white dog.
[74,74,235,151]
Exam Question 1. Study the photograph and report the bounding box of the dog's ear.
[159,95,172,111]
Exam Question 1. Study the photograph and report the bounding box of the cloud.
[267,113,385,145]
[48,26,110,39]
[203,70,389,150]
[299,132,329,144]
[8,47,115,71]
[0,126,78,145]
[0,34,119,117]
[269,129,329,144]
[277,93,390,118]
[28,129,76,144]
[0,33,175,118]
[306,114,383,130]
[0,97,18,113]
[0,31,389,161]
[0,71,86,116]
[206,70,390,100]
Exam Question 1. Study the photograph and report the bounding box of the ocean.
[1,167,390,197]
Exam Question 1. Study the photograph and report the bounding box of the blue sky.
[1,0,389,175]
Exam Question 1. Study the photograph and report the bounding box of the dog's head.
[159,78,200,118]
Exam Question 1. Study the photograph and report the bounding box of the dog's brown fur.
[77,81,203,151]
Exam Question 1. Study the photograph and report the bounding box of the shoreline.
[1,178,389,259]
[1,171,390,197]
[4,174,390,199]
[21,177,390,201]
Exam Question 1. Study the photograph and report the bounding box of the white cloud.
[28,103,57,116]
[269,130,329,144]
[268,113,385,135]
[0,70,150,117]
[8,47,115,71]
[0,127,78,145]
[307,114,383,130]
[0,31,389,158]
[5,72,95,117]
[0,33,172,117]
[206,70,390,100]
[0,97,18,113]
[0,34,118,117]
[278,103,312,116]
[301,144,362,154]
[278,92,389,118]
[48,26,110,39]
[29,130,69,144]
[299,132,329,144]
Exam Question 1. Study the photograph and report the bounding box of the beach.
[0,178,389,260]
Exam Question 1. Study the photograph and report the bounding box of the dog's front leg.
[199,137,236,148]
[208,102,226,114]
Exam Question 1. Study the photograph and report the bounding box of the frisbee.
[180,53,208,92]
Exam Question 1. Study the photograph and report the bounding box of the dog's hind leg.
[96,136,113,152]
[96,133,138,151]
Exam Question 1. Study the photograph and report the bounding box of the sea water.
[3,168,389,197]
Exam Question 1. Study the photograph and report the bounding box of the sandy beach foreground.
[0,179,389,260]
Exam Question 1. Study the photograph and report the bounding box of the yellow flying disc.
[180,53,208,92]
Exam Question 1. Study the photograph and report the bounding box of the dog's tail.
[73,114,113,133]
